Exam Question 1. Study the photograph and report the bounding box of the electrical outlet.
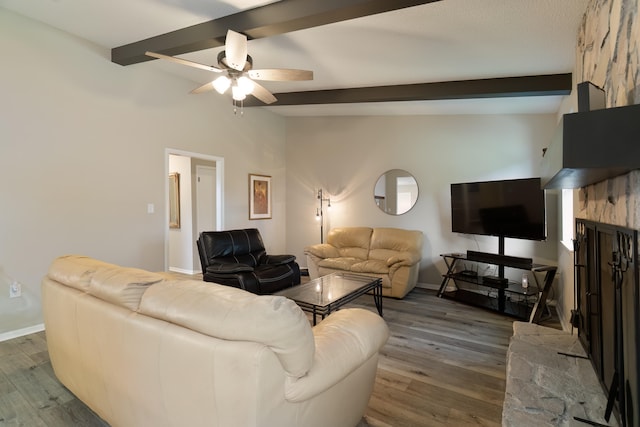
[9,281,21,298]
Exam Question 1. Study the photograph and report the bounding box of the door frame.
[165,148,224,272]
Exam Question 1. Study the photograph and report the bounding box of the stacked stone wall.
[577,0,640,228]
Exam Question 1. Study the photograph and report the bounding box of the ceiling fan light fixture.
[237,76,254,95]
[231,84,247,101]
[212,75,231,94]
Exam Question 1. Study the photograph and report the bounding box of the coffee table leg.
[374,282,383,317]
[312,306,317,326]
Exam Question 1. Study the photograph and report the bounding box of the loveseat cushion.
[326,227,373,259]
[368,228,423,263]
[318,257,362,271]
[351,260,389,274]
[138,279,314,378]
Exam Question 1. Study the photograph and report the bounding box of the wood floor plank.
[0,286,560,426]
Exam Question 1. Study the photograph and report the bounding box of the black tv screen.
[450,178,546,241]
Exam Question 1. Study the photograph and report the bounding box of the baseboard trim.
[415,282,440,291]
[0,323,45,343]
[169,267,200,275]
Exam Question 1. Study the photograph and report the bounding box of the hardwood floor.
[0,287,559,426]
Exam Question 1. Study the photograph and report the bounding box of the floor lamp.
[316,189,331,243]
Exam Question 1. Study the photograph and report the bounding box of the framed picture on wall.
[249,174,271,220]
[169,172,180,228]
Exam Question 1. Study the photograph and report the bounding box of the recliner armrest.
[263,254,296,265]
[205,263,254,274]
[284,308,389,402]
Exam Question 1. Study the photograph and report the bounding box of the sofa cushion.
[47,255,118,292]
[88,266,164,311]
[326,227,373,260]
[318,257,362,271]
[138,280,314,378]
[351,260,389,275]
[368,228,423,262]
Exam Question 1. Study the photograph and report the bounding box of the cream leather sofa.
[304,227,423,299]
[42,255,389,427]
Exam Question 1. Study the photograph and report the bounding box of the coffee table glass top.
[277,272,378,307]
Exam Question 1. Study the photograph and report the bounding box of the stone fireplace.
[576,0,640,227]
[571,2,640,423]
[503,1,640,425]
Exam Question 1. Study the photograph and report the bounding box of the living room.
[1,0,639,425]
[1,0,578,339]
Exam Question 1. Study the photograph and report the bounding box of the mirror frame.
[373,169,419,215]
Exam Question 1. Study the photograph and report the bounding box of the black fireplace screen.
[575,219,639,427]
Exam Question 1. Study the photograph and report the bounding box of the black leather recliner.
[197,228,300,294]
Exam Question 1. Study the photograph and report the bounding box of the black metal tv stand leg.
[437,256,458,297]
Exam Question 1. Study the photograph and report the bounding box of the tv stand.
[437,252,557,323]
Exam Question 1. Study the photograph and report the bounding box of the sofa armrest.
[263,254,296,265]
[387,251,420,267]
[284,308,389,402]
[205,262,254,274]
[304,244,340,260]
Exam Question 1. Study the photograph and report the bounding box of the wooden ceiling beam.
[243,73,573,106]
[111,0,442,66]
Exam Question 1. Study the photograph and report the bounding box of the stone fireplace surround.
[503,322,617,426]
[502,0,639,425]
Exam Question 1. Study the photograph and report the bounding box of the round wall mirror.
[374,169,419,215]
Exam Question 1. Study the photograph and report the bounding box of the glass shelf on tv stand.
[447,272,540,296]
[437,252,557,323]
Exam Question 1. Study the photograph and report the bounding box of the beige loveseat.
[304,227,423,299]
[42,255,389,427]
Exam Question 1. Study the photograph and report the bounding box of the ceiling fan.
[145,30,313,105]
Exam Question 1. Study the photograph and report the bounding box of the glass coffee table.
[276,272,383,325]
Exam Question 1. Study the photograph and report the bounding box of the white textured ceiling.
[0,0,589,116]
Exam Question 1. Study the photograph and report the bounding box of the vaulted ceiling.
[0,0,589,116]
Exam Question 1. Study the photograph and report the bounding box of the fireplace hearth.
[575,219,639,426]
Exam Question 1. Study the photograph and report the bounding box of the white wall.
[0,8,287,336]
[285,114,559,286]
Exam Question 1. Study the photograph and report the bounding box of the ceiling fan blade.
[251,81,277,104]
[190,81,216,94]
[145,51,222,73]
[248,69,313,81]
[225,30,248,71]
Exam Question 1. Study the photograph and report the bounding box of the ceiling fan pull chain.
[233,99,244,116]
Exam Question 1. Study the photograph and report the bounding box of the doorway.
[165,149,224,273]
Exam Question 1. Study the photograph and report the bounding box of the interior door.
[196,165,216,234]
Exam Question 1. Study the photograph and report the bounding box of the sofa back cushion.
[326,227,373,260]
[138,279,314,378]
[47,255,118,292]
[47,255,164,311]
[368,228,423,262]
[199,229,266,267]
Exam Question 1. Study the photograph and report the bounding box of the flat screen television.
[450,177,546,241]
